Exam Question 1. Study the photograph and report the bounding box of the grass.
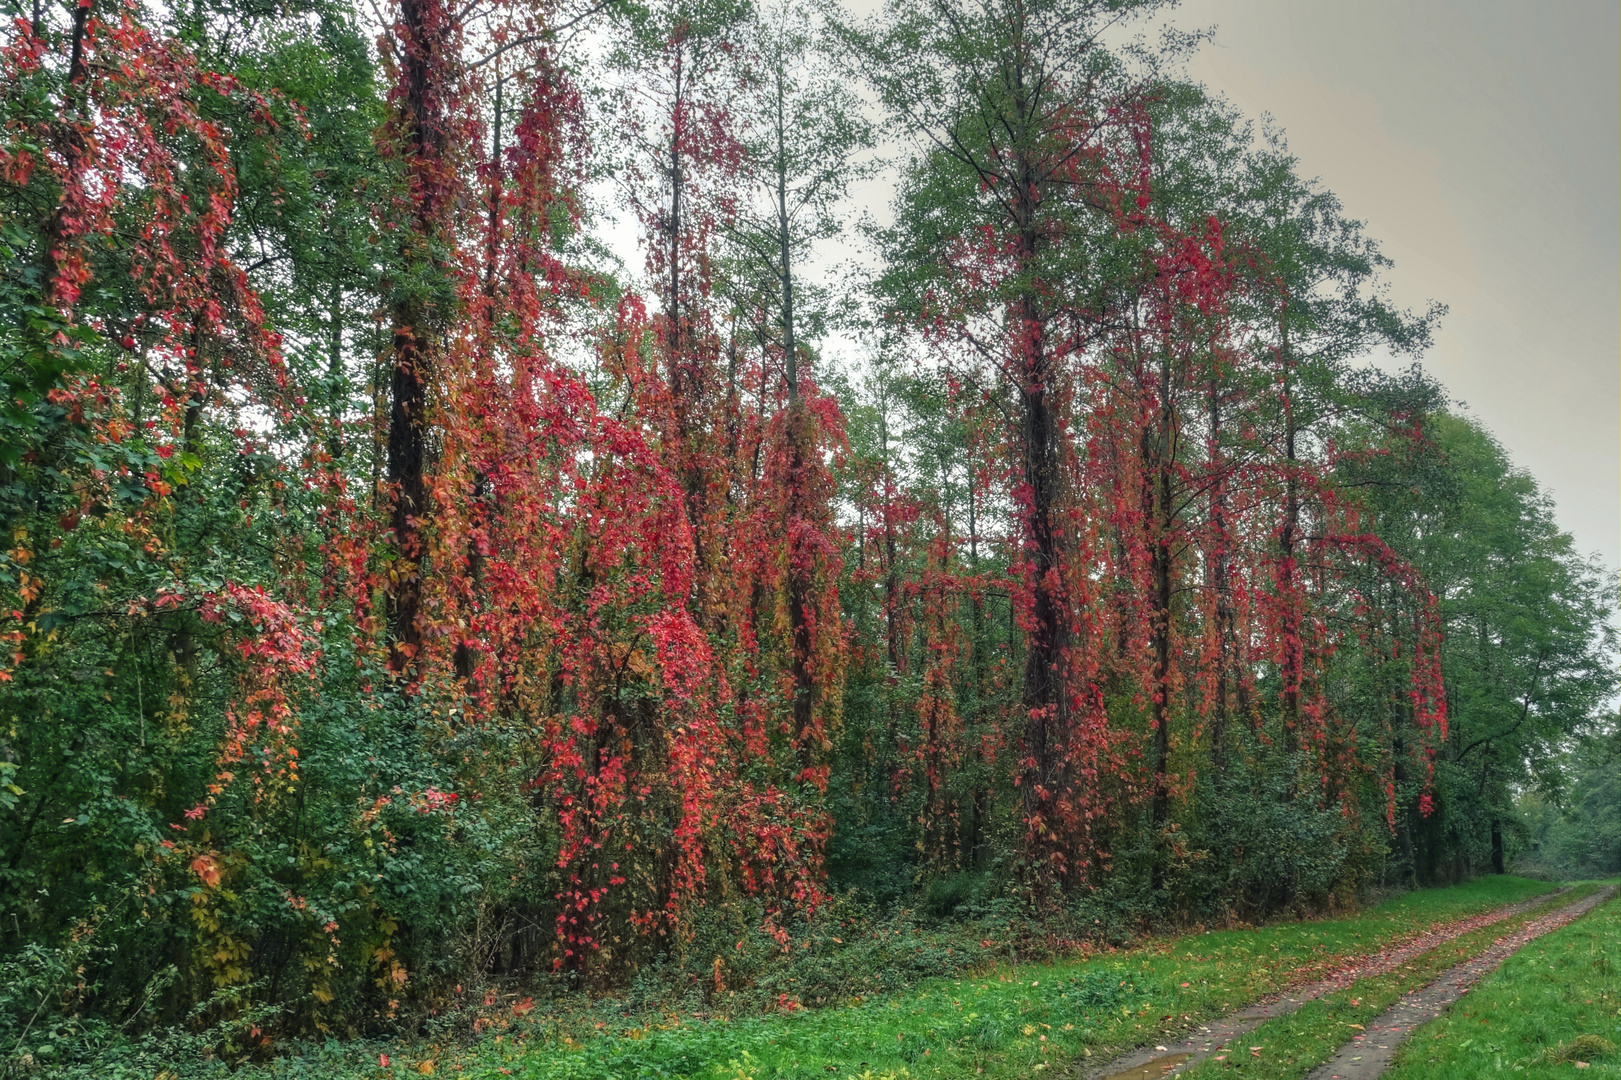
[1380,883,1621,1079]
[1174,882,1604,1079]
[217,875,1557,1080]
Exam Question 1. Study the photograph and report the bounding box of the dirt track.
[1079,886,1595,1080]
[1302,885,1615,1080]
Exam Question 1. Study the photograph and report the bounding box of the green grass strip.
[286,876,1554,1080]
[1174,882,1606,1079]
[1380,882,1621,1080]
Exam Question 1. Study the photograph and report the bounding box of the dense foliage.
[0,0,1612,1067]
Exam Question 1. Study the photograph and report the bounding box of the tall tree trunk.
[386,0,453,676]
[455,77,503,687]
[1277,315,1301,756]
[1149,352,1175,890]
[387,323,430,675]
[967,453,990,870]
[666,46,686,367]
[1006,52,1068,886]
[1207,381,1232,767]
[1017,313,1066,865]
[327,283,346,460]
[777,73,815,776]
[663,47,715,620]
[881,416,900,676]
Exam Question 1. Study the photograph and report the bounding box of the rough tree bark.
[385,0,454,677]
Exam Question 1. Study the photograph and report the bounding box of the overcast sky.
[1172,0,1620,571]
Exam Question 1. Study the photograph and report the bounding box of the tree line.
[0,0,1613,1048]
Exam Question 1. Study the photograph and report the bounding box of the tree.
[719,0,869,788]
[610,0,749,624]
[0,0,379,1025]
[841,0,1184,892]
[1352,410,1618,882]
[3,0,1613,1054]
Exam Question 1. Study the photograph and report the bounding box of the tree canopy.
[0,0,1613,1064]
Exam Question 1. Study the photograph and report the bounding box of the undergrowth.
[4,875,1556,1079]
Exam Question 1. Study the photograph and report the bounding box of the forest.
[0,0,1615,1072]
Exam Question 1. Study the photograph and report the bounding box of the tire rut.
[1077,886,1577,1080]
[1302,885,1616,1080]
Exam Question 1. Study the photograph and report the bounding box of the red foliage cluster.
[351,0,847,968]
[884,96,1448,892]
[0,0,1452,984]
[200,583,320,798]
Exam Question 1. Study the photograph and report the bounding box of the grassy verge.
[1380,883,1621,1079]
[203,875,1557,1080]
[1174,882,1602,1079]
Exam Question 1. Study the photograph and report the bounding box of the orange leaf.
[191,854,221,889]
